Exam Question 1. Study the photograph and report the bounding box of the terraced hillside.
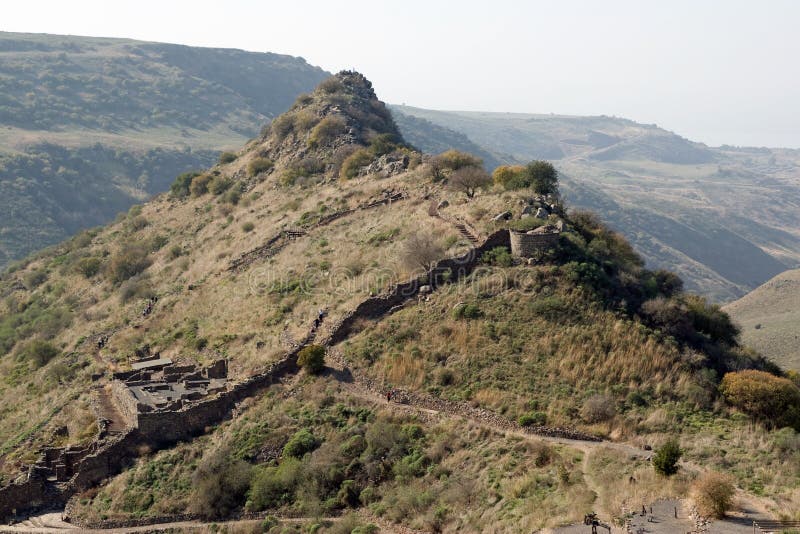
[0,72,798,532]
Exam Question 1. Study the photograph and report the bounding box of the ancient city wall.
[109,380,138,428]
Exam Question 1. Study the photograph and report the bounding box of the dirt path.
[95,387,127,434]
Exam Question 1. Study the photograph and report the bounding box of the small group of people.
[386,388,399,402]
[142,295,158,317]
[311,308,326,332]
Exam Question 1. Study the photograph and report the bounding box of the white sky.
[4,0,800,148]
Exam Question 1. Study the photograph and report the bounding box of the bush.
[402,232,444,273]
[308,115,347,148]
[23,269,48,289]
[119,276,155,304]
[283,429,319,458]
[581,394,615,423]
[297,344,325,374]
[107,245,151,284]
[368,133,398,156]
[720,370,800,430]
[692,472,735,519]
[20,339,59,368]
[242,222,255,233]
[452,303,482,320]
[190,447,253,519]
[247,157,274,177]
[640,297,693,341]
[75,257,102,278]
[339,148,373,180]
[518,411,547,427]
[218,151,237,164]
[684,295,739,345]
[208,176,232,195]
[248,458,302,511]
[427,149,482,181]
[318,76,344,94]
[492,165,526,188]
[189,173,212,197]
[482,246,514,267]
[653,438,682,476]
[170,171,202,198]
[448,166,491,198]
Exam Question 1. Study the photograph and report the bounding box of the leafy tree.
[720,370,800,430]
[653,438,682,476]
[448,166,491,198]
[297,344,326,374]
[524,160,559,195]
[427,149,483,181]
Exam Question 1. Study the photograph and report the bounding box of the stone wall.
[330,230,510,343]
[509,230,560,258]
[109,380,138,428]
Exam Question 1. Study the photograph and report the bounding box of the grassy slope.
[0,31,328,268]
[392,106,800,303]
[1,73,798,528]
[724,269,800,371]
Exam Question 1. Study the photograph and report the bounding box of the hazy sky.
[4,0,800,147]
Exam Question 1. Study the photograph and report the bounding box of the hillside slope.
[724,269,800,371]
[0,31,328,268]
[392,106,800,302]
[0,73,797,529]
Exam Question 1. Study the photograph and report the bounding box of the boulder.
[418,285,432,294]
[437,200,449,210]
[521,205,536,215]
[534,207,549,219]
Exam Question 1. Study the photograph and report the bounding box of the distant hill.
[724,269,800,371]
[0,32,328,268]
[392,106,800,302]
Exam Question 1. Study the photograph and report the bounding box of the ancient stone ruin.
[509,225,561,258]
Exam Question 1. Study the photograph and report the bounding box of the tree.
[448,166,491,198]
[720,370,800,430]
[692,472,735,519]
[653,438,682,476]
[297,344,326,374]
[523,160,559,195]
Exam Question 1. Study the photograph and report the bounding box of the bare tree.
[448,166,491,198]
[403,232,444,273]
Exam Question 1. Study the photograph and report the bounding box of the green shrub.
[248,458,303,511]
[208,176,232,195]
[298,344,326,374]
[248,157,274,177]
[308,115,347,148]
[283,429,319,458]
[481,246,513,267]
[518,411,547,427]
[270,114,295,140]
[170,171,202,199]
[684,295,739,345]
[339,148,373,180]
[242,221,255,233]
[20,339,59,368]
[318,76,344,94]
[452,303,482,320]
[75,257,102,278]
[107,245,151,284]
[368,133,398,156]
[222,188,241,205]
[168,245,183,260]
[23,269,48,289]
[189,173,211,196]
[653,438,682,476]
[218,151,237,164]
[119,276,155,304]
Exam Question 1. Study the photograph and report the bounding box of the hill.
[724,269,800,371]
[0,31,328,269]
[391,106,800,302]
[0,73,797,530]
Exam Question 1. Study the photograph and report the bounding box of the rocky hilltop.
[0,72,797,531]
